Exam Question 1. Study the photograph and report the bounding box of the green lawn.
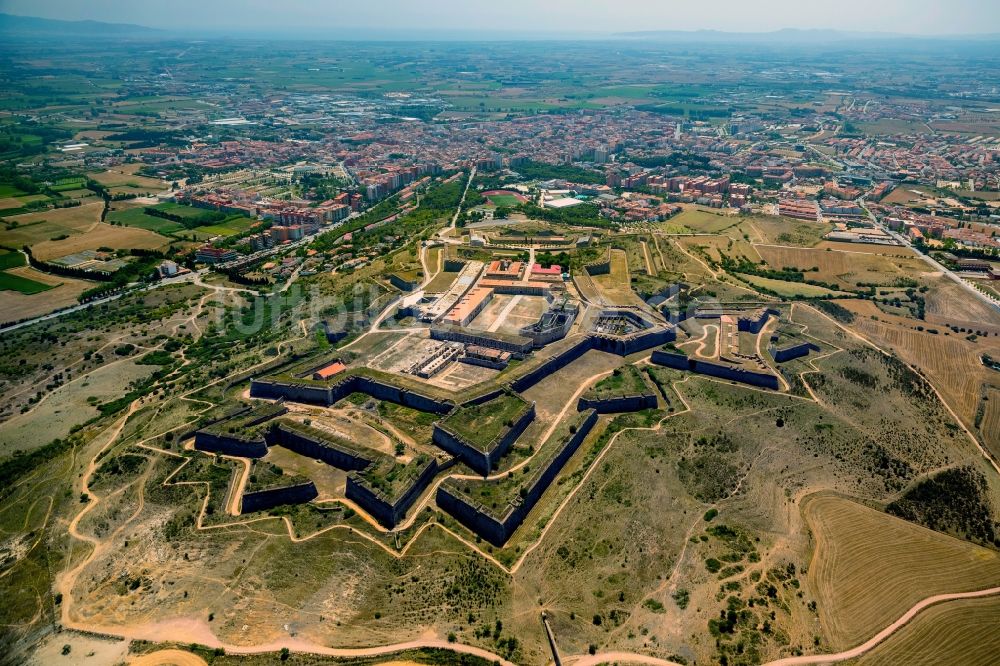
[486,193,523,207]
[0,271,53,294]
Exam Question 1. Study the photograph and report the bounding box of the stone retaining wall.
[240,481,318,514]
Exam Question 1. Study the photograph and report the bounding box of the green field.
[107,207,186,235]
[0,184,26,198]
[0,271,53,294]
[108,204,255,238]
[197,216,256,237]
[486,193,523,207]
[0,250,26,270]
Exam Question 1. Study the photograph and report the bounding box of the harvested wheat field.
[0,201,104,247]
[813,240,916,257]
[754,243,928,289]
[923,277,1000,329]
[0,267,95,322]
[979,386,1000,457]
[849,594,1000,666]
[31,222,170,260]
[803,493,1000,651]
[842,299,1000,435]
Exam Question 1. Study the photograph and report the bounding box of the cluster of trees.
[143,206,228,229]
[512,160,603,184]
[516,202,613,228]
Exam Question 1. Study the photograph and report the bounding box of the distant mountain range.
[1,14,997,43]
[619,28,1000,43]
[0,12,159,36]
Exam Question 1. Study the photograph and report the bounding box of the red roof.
[531,264,562,275]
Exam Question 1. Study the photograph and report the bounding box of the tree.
[280,647,290,661]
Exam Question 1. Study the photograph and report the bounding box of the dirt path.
[130,649,207,666]
[641,240,654,275]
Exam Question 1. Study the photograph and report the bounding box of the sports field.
[483,190,526,207]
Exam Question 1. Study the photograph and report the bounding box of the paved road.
[858,199,1000,313]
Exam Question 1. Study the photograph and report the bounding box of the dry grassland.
[32,222,170,260]
[754,244,928,289]
[591,249,645,306]
[677,234,760,264]
[751,216,832,247]
[814,240,916,257]
[803,493,1000,651]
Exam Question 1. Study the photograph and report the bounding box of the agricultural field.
[0,268,52,294]
[0,201,103,248]
[107,204,186,235]
[978,386,1000,456]
[848,595,1000,666]
[86,168,168,191]
[754,244,929,291]
[803,493,1000,651]
[0,267,95,322]
[841,299,1000,443]
[30,222,170,260]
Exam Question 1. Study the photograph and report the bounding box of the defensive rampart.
[578,392,657,414]
[432,401,535,475]
[437,409,599,546]
[240,481,318,514]
[650,350,779,389]
[267,421,373,471]
[345,457,439,528]
[770,341,820,363]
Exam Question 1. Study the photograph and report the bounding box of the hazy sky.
[1,0,998,35]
